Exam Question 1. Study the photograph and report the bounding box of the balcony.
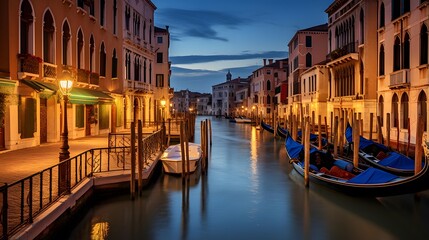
[389,69,410,89]
[327,41,358,61]
[77,69,90,84]
[42,62,57,80]
[90,72,99,85]
[17,53,41,80]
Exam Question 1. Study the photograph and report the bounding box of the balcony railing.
[42,62,57,79]
[389,69,410,89]
[90,72,99,85]
[17,54,41,77]
[77,69,90,83]
[327,41,358,61]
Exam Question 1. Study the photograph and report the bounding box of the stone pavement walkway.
[0,134,109,184]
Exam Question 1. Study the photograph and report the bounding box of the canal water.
[66,116,429,240]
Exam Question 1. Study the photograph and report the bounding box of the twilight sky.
[152,0,333,93]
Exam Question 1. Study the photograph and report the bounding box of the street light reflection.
[91,221,110,240]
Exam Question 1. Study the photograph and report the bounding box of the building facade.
[377,0,428,146]
[287,23,328,119]
[0,0,169,151]
[212,71,249,117]
[325,0,378,137]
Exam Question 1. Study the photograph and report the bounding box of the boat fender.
[334,159,354,172]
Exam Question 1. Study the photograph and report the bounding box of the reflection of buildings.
[0,0,170,151]
[212,71,249,117]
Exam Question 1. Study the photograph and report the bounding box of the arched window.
[112,48,118,78]
[125,51,131,80]
[43,10,55,63]
[143,58,147,82]
[393,36,401,71]
[360,9,364,44]
[404,32,410,69]
[420,24,428,65]
[100,0,105,26]
[149,62,152,84]
[392,93,399,128]
[100,42,106,77]
[404,0,410,13]
[360,60,364,94]
[77,29,84,69]
[379,44,385,76]
[392,0,400,20]
[379,95,384,127]
[401,93,409,129]
[267,80,271,91]
[267,95,271,105]
[418,91,427,131]
[379,2,385,28]
[20,0,34,54]
[90,35,95,72]
[134,56,140,81]
[62,21,71,65]
[306,53,312,67]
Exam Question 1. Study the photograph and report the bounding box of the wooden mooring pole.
[415,116,424,174]
[304,119,310,187]
[353,116,360,168]
[130,122,136,200]
[138,120,143,196]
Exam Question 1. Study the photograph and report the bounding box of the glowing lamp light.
[160,97,166,108]
[59,70,74,94]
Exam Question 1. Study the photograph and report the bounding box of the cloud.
[170,65,262,93]
[170,51,288,65]
[157,8,248,41]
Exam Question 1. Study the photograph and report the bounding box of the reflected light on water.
[91,222,109,240]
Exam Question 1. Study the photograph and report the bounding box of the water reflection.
[64,116,429,240]
[91,221,109,240]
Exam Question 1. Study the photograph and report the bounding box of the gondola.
[276,124,289,138]
[261,121,274,134]
[285,131,429,197]
[277,124,328,148]
[345,124,420,176]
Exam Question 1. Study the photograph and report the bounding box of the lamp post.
[160,97,166,124]
[58,70,74,194]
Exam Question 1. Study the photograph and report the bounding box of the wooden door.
[0,118,5,150]
[86,105,93,136]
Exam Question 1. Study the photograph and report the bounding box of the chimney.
[263,59,266,66]
[279,60,283,69]
[268,59,273,65]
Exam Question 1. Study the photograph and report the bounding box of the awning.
[69,87,114,105]
[20,80,57,98]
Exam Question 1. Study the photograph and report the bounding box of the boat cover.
[347,167,398,184]
[379,151,415,170]
[286,135,317,159]
[345,124,389,151]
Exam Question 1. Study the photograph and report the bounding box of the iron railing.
[0,129,165,240]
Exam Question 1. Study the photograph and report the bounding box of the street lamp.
[160,96,166,124]
[58,70,74,194]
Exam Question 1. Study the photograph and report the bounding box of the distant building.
[171,90,209,116]
[287,23,328,119]
[212,71,249,117]
[196,94,212,115]
[250,59,288,120]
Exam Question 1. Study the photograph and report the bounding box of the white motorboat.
[160,143,202,174]
[234,117,252,123]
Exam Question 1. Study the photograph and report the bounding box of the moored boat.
[345,124,421,176]
[234,116,252,123]
[160,143,202,174]
[261,121,274,133]
[285,132,429,197]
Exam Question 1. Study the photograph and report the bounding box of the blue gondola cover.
[347,168,398,184]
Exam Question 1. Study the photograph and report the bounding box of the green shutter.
[75,104,84,128]
[99,104,109,129]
